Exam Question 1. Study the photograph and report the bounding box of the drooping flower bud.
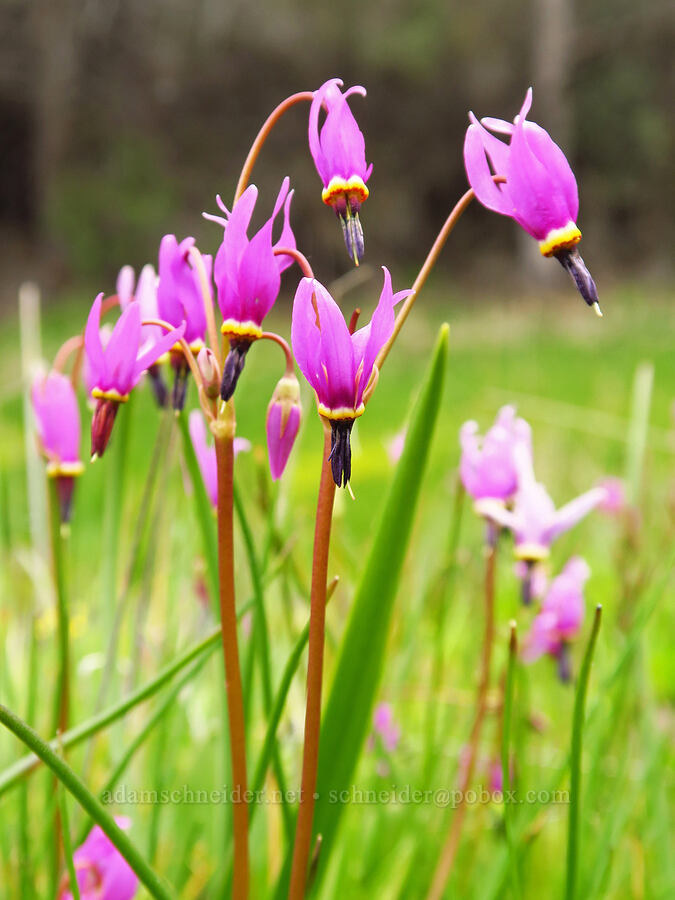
[266,374,302,480]
[197,347,221,400]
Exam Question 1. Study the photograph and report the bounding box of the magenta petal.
[84,294,106,389]
[291,278,324,396]
[523,122,579,222]
[315,282,356,409]
[32,372,81,463]
[464,123,513,216]
[273,190,297,274]
[133,321,185,383]
[544,487,607,544]
[320,92,369,181]
[237,225,281,324]
[266,403,301,480]
[106,304,142,395]
[116,265,135,309]
[309,79,343,184]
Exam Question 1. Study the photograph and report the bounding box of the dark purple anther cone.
[220,340,252,402]
[171,365,189,411]
[55,476,76,523]
[91,398,120,458]
[329,419,354,487]
[149,365,168,409]
[335,198,365,264]
[557,642,573,683]
[555,247,600,312]
[522,561,534,606]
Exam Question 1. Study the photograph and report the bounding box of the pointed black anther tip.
[220,341,251,402]
[329,419,354,488]
[555,247,599,311]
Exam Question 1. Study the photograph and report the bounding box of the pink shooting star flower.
[205,178,296,401]
[31,371,83,522]
[157,235,213,409]
[309,78,373,265]
[464,88,601,315]
[188,410,251,507]
[85,293,184,457]
[117,264,168,408]
[291,268,412,487]
[266,373,302,481]
[459,405,532,514]
[523,556,590,681]
[58,816,138,900]
[480,444,607,564]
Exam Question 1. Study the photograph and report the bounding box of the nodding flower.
[205,177,296,401]
[85,293,184,458]
[459,405,531,513]
[31,371,83,522]
[188,410,251,507]
[523,557,590,682]
[309,78,372,265]
[291,268,412,487]
[479,444,607,563]
[117,263,168,408]
[464,88,601,315]
[58,817,138,900]
[157,235,213,409]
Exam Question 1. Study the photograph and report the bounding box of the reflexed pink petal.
[464,122,513,216]
[133,320,185,383]
[106,304,142,395]
[266,403,301,480]
[116,265,135,309]
[544,487,607,544]
[291,278,325,396]
[84,294,106,389]
[32,372,81,463]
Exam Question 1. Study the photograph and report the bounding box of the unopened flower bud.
[266,374,302,480]
[197,347,221,399]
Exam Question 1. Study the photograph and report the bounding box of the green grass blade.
[177,410,219,608]
[309,323,449,887]
[0,703,175,900]
[565,604,603,900]
[502,622,521,899]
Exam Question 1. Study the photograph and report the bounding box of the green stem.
[0,703,175,900]
[48,478,70,737]
[178,410,219,608]
[502,622,521,899]
[233,482,293,841]
[565,605,603,900]
[58,778,81,900]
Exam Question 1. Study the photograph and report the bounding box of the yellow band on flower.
[318,403,365,421]
[221,320,263,341]
[539,222,582,257]
[514,542,550,562]
[321,175,369,207]
[46,460,85,478]
[91,388,129,403]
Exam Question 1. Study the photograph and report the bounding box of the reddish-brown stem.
[260,332,294,376]
[426,534,498,900]
[288,426,336,900]
[215,431,250,900]
[274,246,315,280]
[234,92,314,202]
[53,335,84,376]
[375,176,506,371]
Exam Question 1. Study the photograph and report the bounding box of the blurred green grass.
[0,278,673,898]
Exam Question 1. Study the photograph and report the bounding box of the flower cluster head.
[32,370,83,522]
[523,557,590,681]
[482,443,607,563]
[58,816,138,900]
[459,405,531,512]
[188,411,250,507]
[464,88,600,315]
[117,263,168,408]
[206,177,296,401]
[156,236,213,409]
[291,268,412,487]
[309,78,372,265]
[85,293,185,457]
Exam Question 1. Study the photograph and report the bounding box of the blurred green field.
[0,279,673,898]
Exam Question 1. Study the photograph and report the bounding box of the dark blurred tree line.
[0,0,672,305]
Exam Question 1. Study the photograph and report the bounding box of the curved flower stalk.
[309,77,372,265]
[58,816,138,900]
[117,263,168,408]
[205,177,296,401]
[464,88,601,314]
[85,294,185,457]
[188,410,251,507]
[523,557,590,681]
[157,235,213,409]
[459,405,531,514]
[291,268,412,486]
[31,371,83,522]
[481,444,607,562]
